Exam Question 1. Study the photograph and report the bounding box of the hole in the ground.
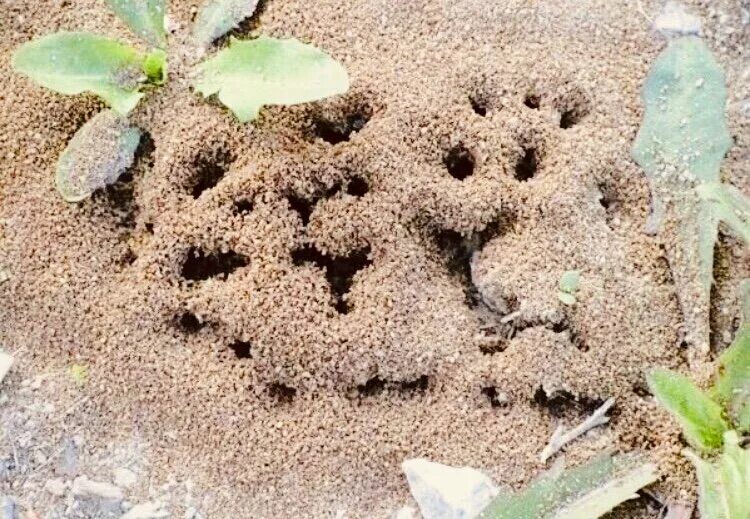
[181,247,248,281]
[233,199,253,215]
[444,144,475,181]
[469,95,488,116]
[481,386,507,407]
[314,111,370,145]
[560,110,579,129]
[524,95,540,109]
[433,222,502,307]
[269,383,296,403]
[357,376,386,397]
[228,340,252,359]
[118,248,138,266]
[145,222,154,234]
[632,380,650,398]
[287,195,315,226]
[176,312,205,334]
[533,387,606,418]
[189,148,234,199]
[291,244,372,314]
[515,147,538,181]
[400,375,429,393]
[346,176,369,197]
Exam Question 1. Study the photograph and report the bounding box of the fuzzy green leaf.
[56,110,141,202]
[192,0,260,49]
[105,0,167,47]
[684,432,750,519]
[712,280,750,432]
[479,455,657,519]
[632,36,734,354]
[12,32,146,116]
[143,48,167,85]
[193,36,350,122]
[647,368,729,452]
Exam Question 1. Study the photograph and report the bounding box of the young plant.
[632,36,749,355]
[12,0,349,202]
[558,270,581,306]
[647,280,750,518]
[479,454,658,519]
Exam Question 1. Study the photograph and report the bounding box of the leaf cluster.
[12,0,350,201]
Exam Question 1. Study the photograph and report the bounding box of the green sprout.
[632,36,749,355]
[12,0,349,202]
[70,363,89,386]
[647,281,750,518]
[558,270,581,306]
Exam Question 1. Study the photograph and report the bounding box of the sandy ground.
[1,0,748,517]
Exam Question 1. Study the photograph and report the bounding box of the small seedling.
[12,0,349,202]
[70,364,89,386]
[647,280,750,518]
[632,36,749,354]
[558,270,581,306]
[479,453,658,519]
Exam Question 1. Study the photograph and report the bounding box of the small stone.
[113,467,138,489]
[120,501,169,519]
[402,458,499,519]
[72,476,124,501]
[0,351,13,385]
[44,478,67,497]
[654,1,701,37]
[1,496,16,519]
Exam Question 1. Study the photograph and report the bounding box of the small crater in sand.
[181,247,248,281]
[233,198,254,215]
[189,148,235,199]
[469,95,488,117]
[346,176,369,197]
[533,387,607,419]
[514,146,538,182]
[314,110,370,145]
[228,340,252,359]
[481,386,507,407]
[291,244,372,314]
[444,144,475,180]
[176,312,205,334]
[523,95,540,109]
[268,383,296,404]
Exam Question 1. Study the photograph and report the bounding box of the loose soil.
[1,0,748,517]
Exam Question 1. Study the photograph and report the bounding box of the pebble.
[0,351,13,385]
[113,467,138,489]
[44,478,67,497]
[1,497,16,519]
[71,476,124,501]
[402,458,499,519]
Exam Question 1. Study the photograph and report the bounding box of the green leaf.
[192,0,260,50]
[143,48,167,85]
[70,364,88,386]
[12,32,146,116]
[193,36,350,122]
[56,110,141,203]
[631,36,734,354]
[105,0,167,48]
[712,280,750,432]
[684,431,750,519]
[647,368,729,453]
[559,270,581,293]
[479,455,657,519]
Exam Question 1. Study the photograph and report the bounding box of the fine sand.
[1,0,748,517]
